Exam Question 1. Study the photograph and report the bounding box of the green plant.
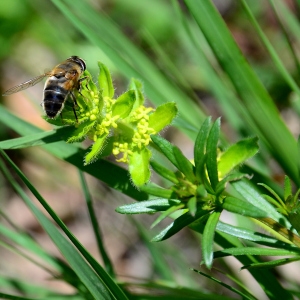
[1,0,300,299]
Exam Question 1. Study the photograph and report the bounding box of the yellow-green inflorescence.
[45,62,177,186]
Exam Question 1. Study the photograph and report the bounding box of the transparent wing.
[2,73,51,96]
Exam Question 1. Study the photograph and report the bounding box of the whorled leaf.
[129,148,152,186]
[148,102,178,132]
[218,137,259,178]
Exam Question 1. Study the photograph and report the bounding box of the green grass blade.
[184,0,299,184]
[0,292,34,300]
[131,218,175,282]
[214,247,300,258]
[241,0,300,97]
[192,269,256,300]
[191,224,294,299]
[152,209,209,242]
[0,150,128,300]
[0,127,74,149]
[242,256,300,270]
[0,224,63,272]
[0,106,147,201]
[0,158,113,300]
[78,171,115,278]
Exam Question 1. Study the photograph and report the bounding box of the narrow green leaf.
[128,78,144,108]
[0,127,74,149]
[258,183,286,208]
[258,217,300,247]
[151,204,185,228]
[98,61,114,98]
[216,221,293,247]
[218,137,259,178]
[67,119,96,143]
[0,151,128,300]
[241,0,300,97]
[173,146,196,182]
[0,292,33,300]
[187,197,197,216]
[152,209,209,242]
[84,133,109,165]
[78,171,115,278]
[215,172,247,195]
[192,269,255,300]
[139,183,173,198]
[206,118,220,190]
[150,134,178,168]
[132,219,175,282]
[194,117,211,180]
[112,90,136,119]
[0,158,113,300]
[288,211,300,235]
[116,199,181,214]
[148,102,178,132]
[0,224,62,272]
[184,0,299,184]
[150,160,178,184]
[241,256,300,270]
[214,247,300,258]
[284,175,292,200]
[129,147,151,186]
[232,180,289,225]
[202,210,221,269]
[222,196,268,218]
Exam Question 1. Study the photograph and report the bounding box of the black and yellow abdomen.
[42,76,69,119]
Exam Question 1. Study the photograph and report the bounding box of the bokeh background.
[0,0,299,298]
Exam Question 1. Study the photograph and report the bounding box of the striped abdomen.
[42,76,69,119]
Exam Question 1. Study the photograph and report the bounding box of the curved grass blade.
[0,151,128,300]
[0,105,148,201]
[241,0,300,97]
[0,127,75,149]
[241,256,300,270]
[214,247,300,258]
[0,158,113,300]
[192,269,256,300]
[184,0,299,185]
[152,209,209,242]
[78,171,115,278]
[0,224,63,272]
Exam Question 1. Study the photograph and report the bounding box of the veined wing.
[2,73,51,96]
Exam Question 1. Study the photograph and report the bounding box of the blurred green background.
[0,0,299,298]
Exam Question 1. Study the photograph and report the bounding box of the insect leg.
[60,112,65,125]
[70,91,79,122]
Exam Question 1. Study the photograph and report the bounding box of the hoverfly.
[2,56,86,121]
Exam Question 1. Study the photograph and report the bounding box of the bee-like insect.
[2,56,86,120]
